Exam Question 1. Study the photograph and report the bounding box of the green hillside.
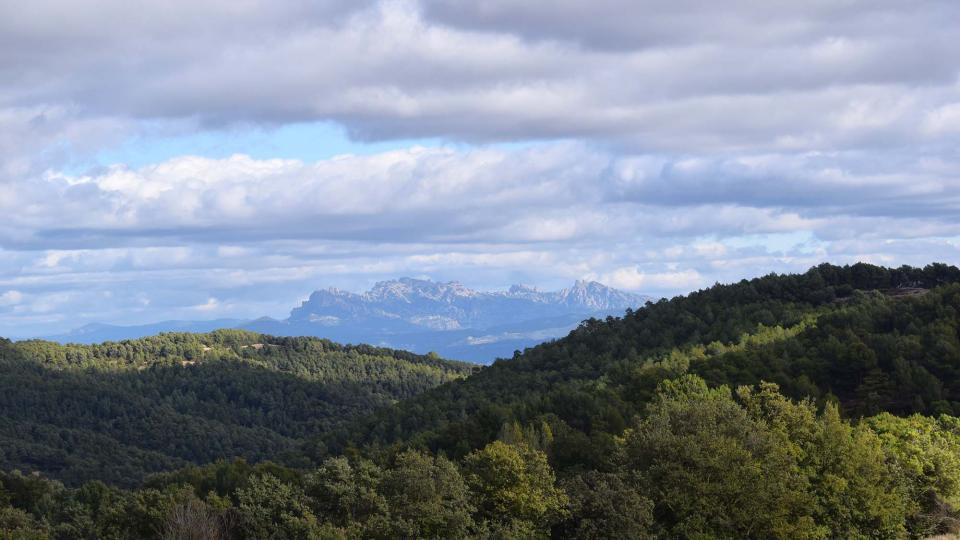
[0,330,474,487]
[326,263,960,464]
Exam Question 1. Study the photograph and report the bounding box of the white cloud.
[191,297,221,313]
[692,242,728,258]
[597,267,705,291]
[4,143,959,252]
[922,103,960,135]
[0,290,23,306]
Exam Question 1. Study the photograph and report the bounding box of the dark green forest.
[3,263,960,538]
[328,262,960,463]
[0,331,474,487]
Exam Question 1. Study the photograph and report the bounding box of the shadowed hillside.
[0,330,473,487]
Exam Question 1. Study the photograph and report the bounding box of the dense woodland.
[328,263,960,463]
[2,262,960,538]
[0,331,474,487]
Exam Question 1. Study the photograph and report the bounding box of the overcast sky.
[1,0,959,336]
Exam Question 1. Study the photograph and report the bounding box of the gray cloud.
[1,0,958,149]
[608,150,960,218]
[420,0,956,51]
[4,145,958,251]
[1,0,959,335]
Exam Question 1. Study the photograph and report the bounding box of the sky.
[1,0,959,337]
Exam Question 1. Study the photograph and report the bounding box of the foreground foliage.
[2,377,959,538]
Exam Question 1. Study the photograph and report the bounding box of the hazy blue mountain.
[242,278,652,362]
[43,278,652,363]
[43,319,248,344]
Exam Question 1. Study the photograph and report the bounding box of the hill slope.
[325,263,960,463]
[0,330,473,487]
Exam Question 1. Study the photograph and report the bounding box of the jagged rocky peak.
[315,286,353,297]
[504,283,547,301]
[297,277,647,311]
[304,287,357,303]
[289,288,361,321]
[365,278,479,303]
[365,279,415,302]
[289,277,651,329]
[558,279,642,310]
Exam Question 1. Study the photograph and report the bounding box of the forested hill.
[326,262,960,460]
[4,263,960,538]
[0,330,474,487]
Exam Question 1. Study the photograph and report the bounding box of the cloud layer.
[1,0,958,335]
[4,1,959,146]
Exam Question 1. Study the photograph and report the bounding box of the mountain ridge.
[248,278,652,362]
[43,278,653,363]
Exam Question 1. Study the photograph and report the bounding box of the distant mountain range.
[45,319,248,345]
[43,278,653,363]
